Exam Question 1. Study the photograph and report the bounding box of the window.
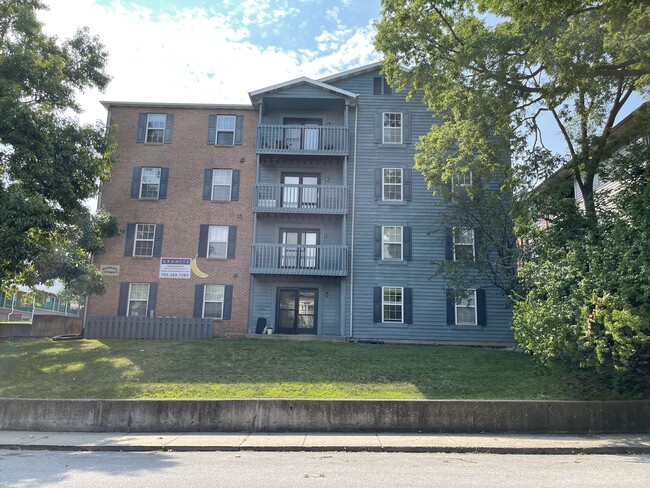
[128,283,149,317]
[216,115,236,145]
[455,290,477,325]
[139,167,161,199]
[452,171,473,191]
[382,226,403,260]
[203,284,225,319]
[133,224,156,257]
[383,168,403,201]
[383,112,402,144]
[208,225,229,259]
[453,227,475,261]
[382,287,403,323]
[146,114,167,144]
[212,169,232,201]
[373,76,392,95]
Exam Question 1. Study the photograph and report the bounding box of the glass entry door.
[276,288,317,334]
[282,174,319,209]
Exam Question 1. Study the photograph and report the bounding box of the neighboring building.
[0,289,80,322]
[87,103,257,337]
[87,63,514,344]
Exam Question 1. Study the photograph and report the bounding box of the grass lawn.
[0,338,632,400]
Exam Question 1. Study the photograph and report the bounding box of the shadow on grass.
[0,339,634,400]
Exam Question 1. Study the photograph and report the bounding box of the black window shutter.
[163,114,173,144]
[373,287,382,322]
[117,283,129,316]
[383,78,392,95]
[403,169,412,201]
[153,225,164,257]
[159,168,169,199]
[207,115,217,144]
[446,289,456,325]
[234,115,243,145]
[193,284,204,318]
[373,77,382,95]
[404,287,413,324]
[374,113,382,142]
[147,283,158,316]
[374,168,382,200]
[223,285,233,320]
[374,226,382,259]
[136,113,146,143]
[124,223,136,256]
[227,226,237,259]
[198,225,209,258]
[477,289,487,326]
[131,167,141,198]
[403,226,412,261]
[231,170,240,201]
[474,227,483,260]
[203,169,213,200]
[402,113,410,143]
[445,228,454,260]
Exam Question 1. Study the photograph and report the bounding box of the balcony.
[250,244,348,276]
[254,184,348,214]
[256,125,348,155]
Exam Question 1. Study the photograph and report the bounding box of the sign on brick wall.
[159,258,191,279]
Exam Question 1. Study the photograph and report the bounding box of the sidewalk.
[2,431,650,454]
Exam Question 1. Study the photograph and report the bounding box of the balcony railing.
[256,125,348,155]
[0,295,80,316]
[250,244,348,276]
[254,184,348,214]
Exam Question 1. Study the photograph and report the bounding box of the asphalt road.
[1,450,649,487]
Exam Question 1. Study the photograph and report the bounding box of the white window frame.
[382,168,403,201]
[207,225,229,259]
[216,115,236,145]
[211,169,233,201]
[455,289,478,325]
[382,112,403,144]
[452,171,473,191]
[453,227,475,261]
[139,167,161,199]
[145,114,166,144]
[133,224,156,257]
[203,284,225,319]
[128,283,149,317]
[382,286,404,323]
[382,226,403,261]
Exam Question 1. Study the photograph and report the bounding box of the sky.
[39,0,382,125]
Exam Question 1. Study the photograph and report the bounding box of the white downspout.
[348,100,359,338]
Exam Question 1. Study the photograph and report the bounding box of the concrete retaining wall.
[1,399,648,434]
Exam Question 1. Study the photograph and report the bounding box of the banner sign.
[159,258,191,279]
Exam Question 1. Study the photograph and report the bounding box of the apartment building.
[87,103,257,337]
[87,63,514,344]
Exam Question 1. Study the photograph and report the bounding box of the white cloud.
[38,0,379,124]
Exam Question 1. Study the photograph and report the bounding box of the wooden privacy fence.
[85,316,214,339]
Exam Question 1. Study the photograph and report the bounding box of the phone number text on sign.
[159,258,191,279]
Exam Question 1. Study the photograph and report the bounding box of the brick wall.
[88,104,257,336]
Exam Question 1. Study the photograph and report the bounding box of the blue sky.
[41,0,381,123]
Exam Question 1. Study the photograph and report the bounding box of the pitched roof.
[318,62,383,83]
[248,76,357,106]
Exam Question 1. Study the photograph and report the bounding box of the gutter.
[349,100,359,338]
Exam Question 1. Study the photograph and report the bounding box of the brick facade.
[88,103,257,336]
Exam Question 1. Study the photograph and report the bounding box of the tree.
[0,0,117,296]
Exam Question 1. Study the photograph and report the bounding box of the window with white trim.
[211,169,233,201]
[203,284,225,319]
[383,168,402,201]
[128,283,149,317]
[452,171,473,191]
[216,115,236,145]
[207,225,229,259]
[139,167,161,199]
[383,286,403,323]
[453,227,475,261]
[382,112,402,144]
[455,289,477,325]
[382,226,403,260]
[134,224,156,257]
[145,114,166,144]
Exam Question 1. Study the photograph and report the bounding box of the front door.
[276,288,317,334]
